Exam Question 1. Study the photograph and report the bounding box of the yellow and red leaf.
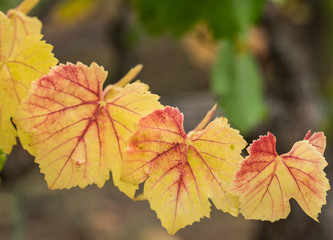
[15,62,162,197]
[122,106,246,234]
[231,132,330,222]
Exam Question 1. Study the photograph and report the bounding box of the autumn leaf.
[231,132,330,222]
[121,106,247,234]
[0,6,57,154]
[15,62,162,197]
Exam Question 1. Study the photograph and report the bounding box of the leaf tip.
[247,132,277,155]
[303,130,326,155]
[134,64,143,72]
[304,130,312,140]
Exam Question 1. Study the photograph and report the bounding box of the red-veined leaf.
[15,62,162,197]
[231,132,330,221]
[121,106,246,234]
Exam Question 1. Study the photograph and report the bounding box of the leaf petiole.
[188,104,217,137]
[6,0,40,17]
[114,64,143,87]
[103,64,143,98]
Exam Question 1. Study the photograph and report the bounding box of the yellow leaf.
[15,62,162,197]
[0,10,57,154]
[231,132,330,221]
[122,106,246,234]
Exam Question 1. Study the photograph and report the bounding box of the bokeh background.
[1,0,333,239]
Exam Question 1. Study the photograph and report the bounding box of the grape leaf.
[231,132,330,222]
[0,8,57,154]
[121,106,246,234]
[15,62,162,197]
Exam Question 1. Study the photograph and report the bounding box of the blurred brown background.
[1,0,333,239]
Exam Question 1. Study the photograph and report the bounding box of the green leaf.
[211,40,266,133]
[202,1,239,39]
[131,0,265,39]
[233,0,266,30]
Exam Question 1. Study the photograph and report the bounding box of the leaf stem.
[15,0,40,14]
[114,64,143,87]
[190,104,217,133]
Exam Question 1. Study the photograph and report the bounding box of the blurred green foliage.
[212,40,266,133]
[0,0,21,12]
[132,0,267,133]
[322,0,333,137]
[0,149,6,172]
[52,0,97,25]
[131,0,265,39]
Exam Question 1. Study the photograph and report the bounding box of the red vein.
[199,151,237,168]
[123,145,178,179]
[247,171,276,217]
[95,120,102,178]
[36,84,85,102]
[18,101,97,120]
[50,106,101,188]
[171,113,186,137]
[190,146,231,207]
[275,174,284,214]
[281,160,312,216]
[30,93,66,108]
[83,137,88,178]
[107,102,141,117]
[283,155,322,164]
[134,139,174,145]
[104,107,123,161]
[54,71,99,97]
[140,125,184,137]
[233,158,276,190]
[187,160,203,205]
[287,166,324,186]
[147,162,181,192]
[110,87,140,104]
